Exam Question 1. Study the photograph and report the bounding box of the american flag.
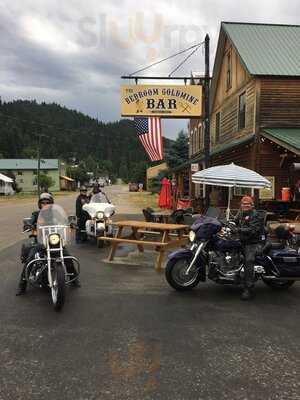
[134,117,163,161]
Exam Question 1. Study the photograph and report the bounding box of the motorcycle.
[165,216,300,292]
[22,204,80,311]
[82,192,115,247]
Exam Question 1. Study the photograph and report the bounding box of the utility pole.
[204,33,210,208]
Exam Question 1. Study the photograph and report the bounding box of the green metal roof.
[173,134,255,171]
[223,22,300,76]
[210,134,255,157]
[192,134,255,162]
[0,159,59,170]
[262,128,300,154]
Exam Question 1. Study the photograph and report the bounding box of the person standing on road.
[234,196,265,301]
[76,185,90,243]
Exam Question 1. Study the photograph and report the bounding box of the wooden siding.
[258,138,300,199]
[211,79,256,146]
[210,38,256,147]
[211,144,253,169]
[260,79,300,127]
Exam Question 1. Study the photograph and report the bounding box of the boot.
[16,280,27,296]
[240,287,254,301]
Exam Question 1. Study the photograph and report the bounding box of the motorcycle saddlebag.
[270,248,300,277]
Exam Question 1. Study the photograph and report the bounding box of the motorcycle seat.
[262,242,285,254]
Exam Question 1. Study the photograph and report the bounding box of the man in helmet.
[234,196,265,300]
[89,183,110,204]
[17,193,80,295]
[76,185,89,243]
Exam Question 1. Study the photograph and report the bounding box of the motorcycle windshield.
[37,204,70,245]
[191,216,223,240]
[90,193,109,203]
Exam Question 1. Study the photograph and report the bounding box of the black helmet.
[38,192,54,209]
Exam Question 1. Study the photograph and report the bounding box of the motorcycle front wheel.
[165,257,202,291]
[262,277,295,290]
[50,262,66,311]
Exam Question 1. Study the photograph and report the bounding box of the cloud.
[0,0,299,137]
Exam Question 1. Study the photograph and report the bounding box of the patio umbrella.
[192,163,271,219]
[158,178,172,209]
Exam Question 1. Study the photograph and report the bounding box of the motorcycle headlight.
[189,231,196,242]
[96,211,104,219]
[49,234,60,246]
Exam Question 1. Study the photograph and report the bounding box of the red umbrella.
[158,178,172,209]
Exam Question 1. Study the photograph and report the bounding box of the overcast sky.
[0,0,299,138]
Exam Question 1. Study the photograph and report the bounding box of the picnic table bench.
[100,220,189,271]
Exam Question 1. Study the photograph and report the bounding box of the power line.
[168,44,202,77]
[128,41,204,76]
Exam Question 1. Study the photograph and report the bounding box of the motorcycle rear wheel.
[262,277,295,290]
[51,262,66,311]
[165,257,202,291]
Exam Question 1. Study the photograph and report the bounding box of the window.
[226,51,232,90]
[215,112,221,143]
[17,171,22,176]
[238,92,246,130]
[19,179,23,184]
[33,170,37,175]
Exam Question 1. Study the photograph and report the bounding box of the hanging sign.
[121,84,202,118]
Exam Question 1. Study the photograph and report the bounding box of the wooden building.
[187,22,300,210]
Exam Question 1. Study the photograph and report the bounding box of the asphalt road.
[1,186,300,400]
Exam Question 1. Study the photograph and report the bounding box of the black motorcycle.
[21,204,80,311]
[165,216,300,292]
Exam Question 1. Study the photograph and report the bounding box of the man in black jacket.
[76,186,89,243]
[17,193,81,295]
[234,196,265,300]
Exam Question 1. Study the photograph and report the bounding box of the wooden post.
[155,231,168,272]
[108,226,123,261]
[204,34,210,209]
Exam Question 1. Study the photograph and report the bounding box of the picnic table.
[101,220,189,271]
[289,209,300,221]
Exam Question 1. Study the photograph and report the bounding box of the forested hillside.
[0,100,173,182]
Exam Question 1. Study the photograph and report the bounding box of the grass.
[128,191,159,210]
[0,191,75,203]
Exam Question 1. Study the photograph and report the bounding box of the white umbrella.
[192,163,271,219]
